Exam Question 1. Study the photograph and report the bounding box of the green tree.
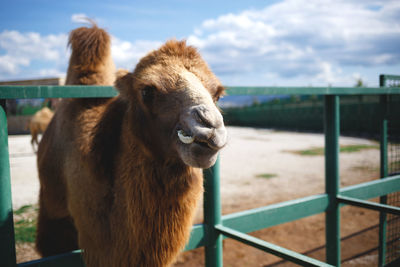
[355,78,365,87]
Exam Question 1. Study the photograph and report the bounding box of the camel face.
[173,70,227,168]
[116,40,227,168]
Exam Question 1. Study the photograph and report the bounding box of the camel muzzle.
[178,104,227,151]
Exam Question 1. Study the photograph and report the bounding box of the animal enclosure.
[1,75,400,266]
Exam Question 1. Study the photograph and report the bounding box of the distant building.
[0,77,65,86]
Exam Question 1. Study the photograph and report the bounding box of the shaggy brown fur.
[36,23,116,259]
[28,107,54,152]
[36,23,226,267]
[65,22,115,85]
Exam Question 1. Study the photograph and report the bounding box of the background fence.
[381,75,400,265]
[223,94,400,139]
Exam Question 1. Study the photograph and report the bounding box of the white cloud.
[0,54,29,74]
[0,30,69,79]
[188,0,400,85]
[111,37,162,71]
[1,0,399,86]
[0,30,161,80]
[38,68,66,78]
[71,13,90,24]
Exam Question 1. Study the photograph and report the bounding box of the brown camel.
[28,107,54,152]
[36,23,227,267]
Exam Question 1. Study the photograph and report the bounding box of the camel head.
[116,40,227,168]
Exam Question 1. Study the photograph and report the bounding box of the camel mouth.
[183,142,219,168]
[176,128,223,151]
[175,127,225,168]
[194,139,214,149]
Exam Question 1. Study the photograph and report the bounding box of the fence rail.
[1,85,400,99]
[1,75,399,266]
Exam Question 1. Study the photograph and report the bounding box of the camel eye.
[142,86,156,104]
[214,85,225,103]
[214,94,223,102]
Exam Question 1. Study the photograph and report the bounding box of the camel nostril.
[193,106,214,129]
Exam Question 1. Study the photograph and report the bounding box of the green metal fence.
[1,77,400,266]
[380,75,400,266]
[222,94,400,139]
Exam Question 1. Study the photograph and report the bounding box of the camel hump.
[68,20,111,72]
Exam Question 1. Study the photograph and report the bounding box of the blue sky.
[0,0,399,86]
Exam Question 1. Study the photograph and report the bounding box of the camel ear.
[114,69,133,98]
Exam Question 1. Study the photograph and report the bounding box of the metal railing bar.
[336,196,400,215]
[2,85,400,99]
[324,95,340,266]
[221,194,329,235]
[224,86,400,96]
[215,225,333,267]
[184,224,206,251]
[0,104,16,267]
[340,174,400,200]
[378,90,388,267]
[216,176,400,240]
[18,250,84,267]
[203,157,223,266]
[0,85,117,99]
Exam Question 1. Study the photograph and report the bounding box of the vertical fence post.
[0,100,17,267]
[378,75,388,267]
[324,95,341,266]
[204,156,223,267]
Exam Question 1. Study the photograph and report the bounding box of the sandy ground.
[8,135,40,210]
[8,126,381,266]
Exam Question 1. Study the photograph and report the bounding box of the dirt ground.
[9,126,382,266]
